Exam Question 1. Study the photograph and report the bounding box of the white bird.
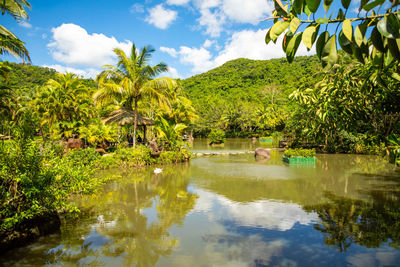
[154,168,162,174]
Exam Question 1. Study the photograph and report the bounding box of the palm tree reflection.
[48,165,197,266]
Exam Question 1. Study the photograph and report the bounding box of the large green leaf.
[265,28,272,44]
[354,23,367,47]
[306,0,321,12]
[321,34,338,69]
[387,38,400,61]
[270,20,290,41]
[370,26,385,52]
[316,31,329,59]
[323,0,334,11]
[283,33,293,52]
[362,0,384,11]
[338,30,353,54]
[342,19,353,41]
[302,25,320,49]
[387,13,400,36]
[303,4,312,16]
[290,17,301,34]
[286,33,303,63]
[341,0,351,9]
[377,17,399,39]
[293,0,304,14]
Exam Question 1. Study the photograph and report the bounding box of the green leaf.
[370,26,385,52]
[387,38,400,61]
[336,9,345,20]
[353,46,365,63]
[387,13,400,36]
[362,0,384,11]
[283,33,293,52]
[316,31,329,59]
[303,4,312,16]
[321,34,338,70]
[293,0,304,14]
[302,25,320,49]
[342,19,353,41]
[286,33,303,63]
[290,17,301,34]
[323,0,334,11]
[377,17,399,39]
[354,23,367,47]
[306,0,321,12]
[341,0,351,9]
[360,0,370,10]
[270,20,290,41]
[265,28,272,44]
[316,18,329,24]
[338,30,353,54]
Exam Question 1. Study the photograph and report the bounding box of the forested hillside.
[181,56,321,136]
[0,62,96,95]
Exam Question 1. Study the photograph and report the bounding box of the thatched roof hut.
[102,108,154,144]
[102,108,155,126]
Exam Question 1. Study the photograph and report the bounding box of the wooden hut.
[102,108,154,144]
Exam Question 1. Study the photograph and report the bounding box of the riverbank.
[0,140,190,254]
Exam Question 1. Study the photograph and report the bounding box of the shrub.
[0,138,105,232]
[114,145,153,167]
[284,148,316,158]
[208,129,225,145]
[158,149,190,164]
[66,148,101,167]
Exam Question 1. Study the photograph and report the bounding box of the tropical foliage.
[0,0,31,61]
[94,44,177,147]
[265,0,400,69]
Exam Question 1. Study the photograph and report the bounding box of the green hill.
[181,56,321,136]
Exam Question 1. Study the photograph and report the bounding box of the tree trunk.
[143,125,147,144]
[133,97,138,148]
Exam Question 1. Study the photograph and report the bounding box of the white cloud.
[145,4,177,29]
[166,0,190,5]
[164,28,315,75]
[222,0,274,24]
[202,39,216,48]
[42,64,100,79]
[47,23,132,67]
[160,46,178,57]
[194,0,221,9]
[130,3,144,13]
[179,46,216,73]
[192,0,273,37]
[41,33,47,39]
[197,8,226,37]
[163,66,181,78]
[18,21,32,28]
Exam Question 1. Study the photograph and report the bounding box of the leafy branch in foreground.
[265,0,400,69]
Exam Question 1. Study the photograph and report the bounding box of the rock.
[196,153,204,157]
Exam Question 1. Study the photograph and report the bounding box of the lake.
[2,138,400,266]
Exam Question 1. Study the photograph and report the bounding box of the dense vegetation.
[182,56,320,136]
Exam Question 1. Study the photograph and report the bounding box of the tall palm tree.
[0,0,31,61]
[94,44,176,147]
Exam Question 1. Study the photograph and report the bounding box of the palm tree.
[94,44,176,147]
[0,0,31,61]
[34,73,93,137]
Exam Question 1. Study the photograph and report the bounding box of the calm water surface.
[2,138,400,266]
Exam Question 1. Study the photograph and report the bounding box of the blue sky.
[2,0,369,79]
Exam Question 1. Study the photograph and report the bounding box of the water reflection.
[305,172,400,252]
[2,139,400,266]
[46,166,198,266]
